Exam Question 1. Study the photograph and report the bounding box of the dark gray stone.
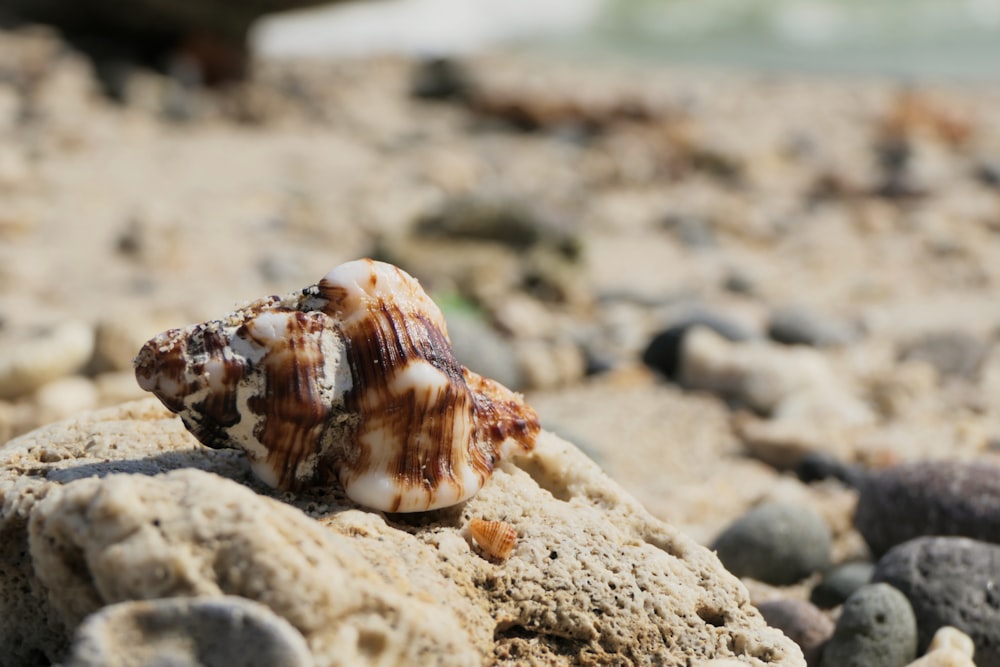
[854,459,1000,557]
[757,598,833,665]
[873,536,1000,666]
[767,306,860,347]
[811,562,875,609]
[65,596,314,667]
[641,311,753,381]
[796,452,868,489]
[712,502,832,585]
[819,583,917,667]
[899,330,989,379]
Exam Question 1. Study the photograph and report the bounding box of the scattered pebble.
[712,502,832,585]
[874,536,1000,666]
[445,310,524,391]
[854,460,1000,556]
[898,330,989,380]
[0,319,95,400]
[767,305,861,348]
[757,598,834,665]
[64,596,314,667]
[641,311,754,381]
[811,562,875,609]
[904,625,977,666]
[33,376,99,425]
[796,452,868,489]
[819,583,918,667]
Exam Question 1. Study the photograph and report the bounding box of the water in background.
[254,0,1000,80]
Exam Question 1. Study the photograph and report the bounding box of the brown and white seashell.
[468,518,518,560]
[134,259,540,512]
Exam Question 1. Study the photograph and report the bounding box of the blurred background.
[258,0,1000,79]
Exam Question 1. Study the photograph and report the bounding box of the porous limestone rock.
[0,399,804,666]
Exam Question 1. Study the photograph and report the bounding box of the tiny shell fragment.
[469,518,518,560]
[134,258,540,512]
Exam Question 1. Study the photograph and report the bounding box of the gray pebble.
[767,306,860,347]
[819,583,917,667]
[854,459,1000,557]
[445,309,524,391]
[712,502,832,585]
[757,598,834,665]
[641,311,753,381]
[811,562,875,609]
[873,536,1000,666]
[899,330,989,379]
[65,595,314,667]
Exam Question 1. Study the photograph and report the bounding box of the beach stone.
[811,562,875,609]
[819,583,918,667]
[767,306,860,348]
[444,310,524,391]
[905,626,977,666]
[678,327,842,414]
[0,400,803,666]
[757,598,834,665]
[641,312,754,381]
[898,331,989,380]
[33,376,99,425]
[712,502,832,585]
[796,452,867,489]
[65,596,314,667]
[854,460,1000,556]
[873,537,1000,666]
[0,319,95,399]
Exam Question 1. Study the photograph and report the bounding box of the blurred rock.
[34,376,98,425]
[768,306,861,348]
[712,501,832,585]
[854,460,1000,556]
[819,583,917,667]
[898,331,989,380]
[811,562,875,609]
[410,57,472,102]
[757,598,834,665]
[796,452,868,489]
[0,319,95,399]
[514,338,586,390]
[678,326,849,415]
[445,309,523,391]
[641,313,754,382]
[65,596,314,667]
[735,414,852,472]
[874,537,1000,666]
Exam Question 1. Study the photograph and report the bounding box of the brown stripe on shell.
[243,310,339,490]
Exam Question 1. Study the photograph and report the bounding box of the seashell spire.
[134,259,539,512]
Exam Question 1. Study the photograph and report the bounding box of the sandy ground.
[2,26,1000,558]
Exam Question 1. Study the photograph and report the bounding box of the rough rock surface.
[855,460,1000,556]
[0,399,803,667]
[873,536,1000,667]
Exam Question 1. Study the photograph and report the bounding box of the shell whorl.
[133,259,539,513]
[318,259,539,512]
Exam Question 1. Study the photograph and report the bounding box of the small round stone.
[767,306,860,348]
[712,502,832,585]
[873,536,1000,666]
[65,595,314,667]
[757,598,834,665]
[641,312,753,381]
[819,583,917,667]
[811,561,875,609]
[854,459,1000,557]
[898,330,988,380]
